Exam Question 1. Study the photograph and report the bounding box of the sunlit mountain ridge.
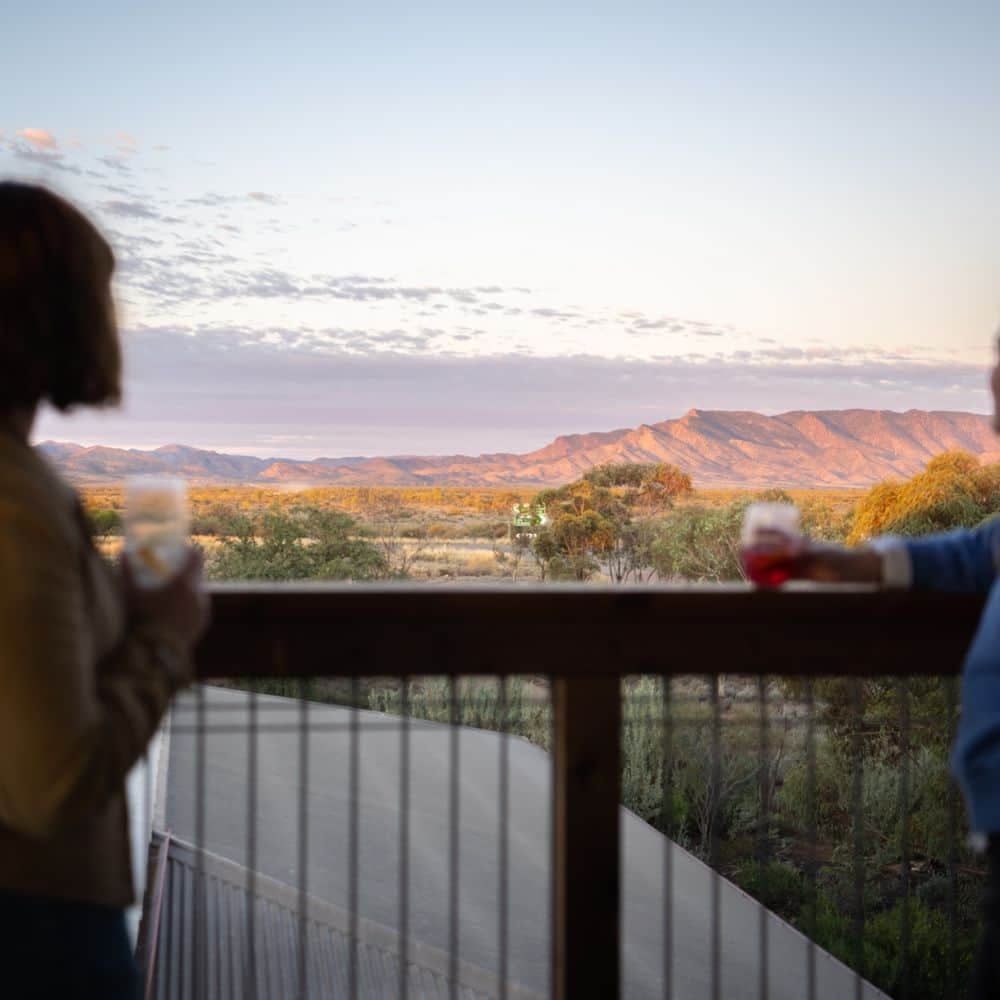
[38,409,1000,488]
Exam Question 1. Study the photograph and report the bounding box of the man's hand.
[793,541,884,584]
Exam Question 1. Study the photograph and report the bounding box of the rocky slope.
[39,409,1000,488]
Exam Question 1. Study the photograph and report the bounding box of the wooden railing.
[193,583,984,1000]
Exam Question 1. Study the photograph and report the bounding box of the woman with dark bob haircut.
[0,182,208,997]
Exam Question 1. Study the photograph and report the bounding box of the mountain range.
[38,409,1000,489]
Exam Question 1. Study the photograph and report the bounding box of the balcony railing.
[137,583,985,999]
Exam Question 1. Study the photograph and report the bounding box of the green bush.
[863,897,972,1000]
[209,506,387,581]
[88,507,122,537]
[735,859,809,915]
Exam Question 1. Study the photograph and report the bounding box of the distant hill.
[38,409,1000,489]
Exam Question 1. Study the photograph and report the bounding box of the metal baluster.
[710,675,721,1000]
[757,675,769,1000]
[298,679,310,999]
[662,675,674,1000]
[449,675,461,998]
[247,689,258,1000]
[349,675,360,999]
[805,678,817,1000]
[498,675,509,1000]
[399,675,410,1000]
[850,678,864,1000]
[195,685,206,1000]
[898,679,911,1000]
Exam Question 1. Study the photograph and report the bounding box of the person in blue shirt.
[789,337,1000,997]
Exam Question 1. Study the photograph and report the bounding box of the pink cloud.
[17,127,57,150]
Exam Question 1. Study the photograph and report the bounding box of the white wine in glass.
[124,476,190,588]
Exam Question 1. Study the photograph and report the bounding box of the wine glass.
[740,502,802,587]
[124,476,190,588]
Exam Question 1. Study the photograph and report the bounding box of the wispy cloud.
[102,199,161,220]
[97,154,131,174]
[247,191,282,205]
[9,145,82,175]
[17,127,57,150]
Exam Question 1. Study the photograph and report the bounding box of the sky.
[3,1,999,458]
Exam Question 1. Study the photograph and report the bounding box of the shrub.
[734,859,809,916]
[849,451,1000,543]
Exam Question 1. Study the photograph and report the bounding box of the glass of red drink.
[740,502,803,587]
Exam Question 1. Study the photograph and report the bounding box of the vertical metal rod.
[165,856,173,1000]
[399,676,411,1000]
[498,675,509,1000]
[756,675,770,1000]
[449,675,461,998]
[144,832,173,1000]
[247,688,259,1000]
[194,684,206,1000]
[850,678,864,1000]
[178,853,186,999]
[213,873,222,1000]
[898,679,911,1000]
[946,677,958,1000]
[298,679,310,1000]
[661,675,674,1000]
[349,675,360,999]
[805,678,817,1000]
[709,675,721,1000]
[552,675,621,1000]
[140,745,152,981]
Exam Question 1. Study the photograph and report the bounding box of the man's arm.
[870,519,1000,594]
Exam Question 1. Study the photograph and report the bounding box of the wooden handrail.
[196,583,983,679]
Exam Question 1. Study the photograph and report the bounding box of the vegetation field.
[83,452,1000,996]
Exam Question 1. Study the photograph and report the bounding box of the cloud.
[98,154,131,174]
[34,327,992,458]
[7,145,82,175]
[247,191,282,205]
[101,199,161,220]
[184,192,239,207]
[17,127,57,150]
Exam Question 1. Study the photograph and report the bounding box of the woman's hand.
[121,548,210,649]
[792,540,884,584]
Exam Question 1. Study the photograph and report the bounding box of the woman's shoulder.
[0,438,80,537]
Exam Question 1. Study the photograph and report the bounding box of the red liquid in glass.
[741,545,802,587]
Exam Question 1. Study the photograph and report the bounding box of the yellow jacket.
[0,432,189,906]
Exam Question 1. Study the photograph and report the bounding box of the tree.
[598,518,659,584]
[582,461,693,509]
[363,493,426,577]
[550,510,618,580]
[88,508,122,540]
[210,507,386,581]
[531,480,623,581]
[492,532,530,582]
[649,502,747,582]
[849,451,1000,543]
[530,528,559,582]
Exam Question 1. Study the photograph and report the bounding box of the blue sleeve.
[903,517,1000,594]
[952,579,1000,833]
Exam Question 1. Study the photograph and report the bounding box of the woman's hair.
[0,182,121,412]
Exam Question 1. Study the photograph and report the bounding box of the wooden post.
[552,675,621,1000]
